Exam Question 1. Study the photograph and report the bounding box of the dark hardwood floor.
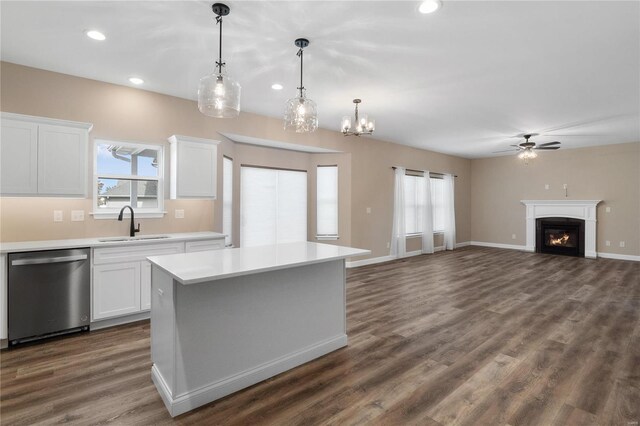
[1,246,639,425]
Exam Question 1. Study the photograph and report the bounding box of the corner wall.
[470,142,640,257]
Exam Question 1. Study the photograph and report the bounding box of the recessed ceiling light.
[128,77,144,85]
[419,0,441,14]
[85,30,106,41]
[271,83,283,90]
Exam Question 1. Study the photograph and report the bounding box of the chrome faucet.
[117,205,141,237]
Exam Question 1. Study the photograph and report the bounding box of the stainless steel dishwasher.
[8,248,90,346]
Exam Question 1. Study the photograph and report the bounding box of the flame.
[549,232,571,246]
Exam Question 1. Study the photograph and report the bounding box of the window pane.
[223,157,233,246]
[96,143,159,177]
[317,166,338,236]
[97,178,159,209]
[431,178,445,231]
[404,176,417,234]
[240,167,307,247]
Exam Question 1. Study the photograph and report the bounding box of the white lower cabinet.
[91,238,224,322]
[93,262,141,320]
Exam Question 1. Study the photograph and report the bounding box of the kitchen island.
[147,241,370,417]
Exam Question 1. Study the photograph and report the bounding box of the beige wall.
[470,142,640,256]
[0,62,472,260]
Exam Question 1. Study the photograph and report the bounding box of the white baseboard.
[346,241,471,268]
[90,311,150,330]
[470,241,528,251]
[152,334,348,417]
[597,252,640,262]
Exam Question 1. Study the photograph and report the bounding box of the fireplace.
[536,217,585,257]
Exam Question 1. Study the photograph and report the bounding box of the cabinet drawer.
[185,239,225,253]
[93,242,185,265]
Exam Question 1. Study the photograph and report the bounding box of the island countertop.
[147,241,370,285]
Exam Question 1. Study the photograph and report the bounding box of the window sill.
[316,235,339,241]
[90,211,167,220]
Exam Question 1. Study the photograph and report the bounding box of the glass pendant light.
[284,38,318,133]
[198,3,241,118]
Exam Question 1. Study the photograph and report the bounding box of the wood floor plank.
[1,246,638,425]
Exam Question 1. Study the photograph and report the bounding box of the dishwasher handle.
[11,254,88,266]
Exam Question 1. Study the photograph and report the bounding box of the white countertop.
[0,232,225,254]
[148,242,371,285]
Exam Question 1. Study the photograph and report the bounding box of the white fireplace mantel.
[521,200,602,258]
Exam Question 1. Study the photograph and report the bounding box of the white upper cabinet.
[168,135,219,199]
[0,119,38,194]
[0,113,92,197]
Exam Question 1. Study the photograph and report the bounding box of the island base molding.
[152,334,347,417]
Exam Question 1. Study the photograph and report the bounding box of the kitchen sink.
[98,235,171,243]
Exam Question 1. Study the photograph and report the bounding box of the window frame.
[403,172,445,237]
[316,164,339,241]
[91,139,165,219]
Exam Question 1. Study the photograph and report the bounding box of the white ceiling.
[1,1,639,158]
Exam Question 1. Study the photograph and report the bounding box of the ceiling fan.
[493,133,561,164]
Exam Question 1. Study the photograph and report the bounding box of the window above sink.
[92,140,166,219]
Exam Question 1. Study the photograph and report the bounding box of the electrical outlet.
[620,241,626,248]
[606,240,611,247]
[366,207,372,214]
[53,210,63,222]
[512,234,516,240]
[175,209,185,219]
[606,206,611,213]
[544,184,549,190]
[71,210,85,221]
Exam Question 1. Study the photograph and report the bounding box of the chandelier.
[198,3,241,118]
[284,38,318,133]
[341,99,375,136]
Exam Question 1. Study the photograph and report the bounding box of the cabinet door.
[37,124,87,196]
[141,261,151,311]
[93,262,141,320]
[0,119,38,195]
[176,141,217,198]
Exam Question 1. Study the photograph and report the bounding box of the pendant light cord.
[216,15,225,73]
[297,48,304,97]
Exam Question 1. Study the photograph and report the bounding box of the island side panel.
[150,265,176,404]
[173,259,346,402]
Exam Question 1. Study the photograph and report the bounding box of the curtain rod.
[391,166,457,177]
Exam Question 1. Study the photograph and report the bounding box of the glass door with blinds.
[240,166,307,247]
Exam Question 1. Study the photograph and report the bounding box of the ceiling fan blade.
[492,149,519,153]
[535,146,561,150]
[509,144,522,148]
[537,141,561,147]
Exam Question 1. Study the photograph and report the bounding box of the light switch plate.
[53,210,63,222]
[71,210,85,221]
[544,184,549,190]
[366,207,372,214]
[620,241,625,248]
[512,234,516,240]
[606,206,611,213]
[175,209,185,219]
[606,240,611,247]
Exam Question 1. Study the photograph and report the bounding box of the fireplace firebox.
[536,217,585,257]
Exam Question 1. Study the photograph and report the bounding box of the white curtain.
[390,167,406,258]
[420,171,434,254]
[443,173,456,250]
